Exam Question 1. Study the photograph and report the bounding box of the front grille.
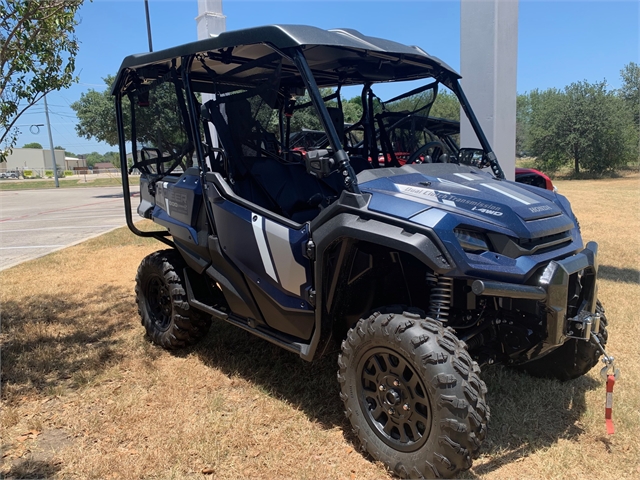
[487,230,573,259]
[517,231,573,254]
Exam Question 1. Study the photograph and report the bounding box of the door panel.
[208,182,315,340]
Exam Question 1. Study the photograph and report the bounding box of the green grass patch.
[0,176,140,191]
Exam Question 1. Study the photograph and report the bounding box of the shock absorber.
[426,273,454,323]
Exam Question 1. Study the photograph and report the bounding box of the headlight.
[454,228,490,253]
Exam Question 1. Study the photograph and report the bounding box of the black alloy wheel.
[358,347,431,452]
[145,274,173,331]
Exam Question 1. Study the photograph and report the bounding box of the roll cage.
[112,25,503,244]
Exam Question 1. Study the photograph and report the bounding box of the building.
[1,148,66,175]
[65,156,88,171]
[93,162,118,173]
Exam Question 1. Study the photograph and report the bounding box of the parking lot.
[0,186,138,271]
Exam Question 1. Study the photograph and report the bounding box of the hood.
[357,164,574,239]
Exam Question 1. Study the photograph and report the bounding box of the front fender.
[301,212,454,361]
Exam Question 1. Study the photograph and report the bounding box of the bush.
[45,170,53,178]
[64,170,74,177]
[23,169,33,178]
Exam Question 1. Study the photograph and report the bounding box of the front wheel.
[338,309,489,479]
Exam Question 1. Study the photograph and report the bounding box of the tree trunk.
[574,146,580,174]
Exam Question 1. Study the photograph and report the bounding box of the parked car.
[0,171,18,179]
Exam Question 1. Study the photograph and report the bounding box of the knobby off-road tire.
[520,300,608,381]
[135,249,211,349]
[338,309,489,479]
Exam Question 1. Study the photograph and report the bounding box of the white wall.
[3,148,65,172]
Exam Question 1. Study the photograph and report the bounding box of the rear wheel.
[338,309,489,479]
[520,300,608,381]
[135,249,211,349]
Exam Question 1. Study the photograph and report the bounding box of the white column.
[196,0,226,155]
[196,0,226,40]
[460,0,518,181]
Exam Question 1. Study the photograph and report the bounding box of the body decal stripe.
[252,214,278,282]
[265,219,307,296]
[480,183,538,205]
[437,177,478,191]
[453,173,477,181]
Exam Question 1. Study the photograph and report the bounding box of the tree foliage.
[80,150,119,168]
[284,89,363,133]
[1,0,83,161]
[521,75,638,175]
[430,91,460,121]
[22,142,42,148]
[71,75,122,146]
[515,94,530,156]
[619,62,640,124]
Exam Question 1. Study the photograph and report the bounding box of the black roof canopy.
[112,25,460,95]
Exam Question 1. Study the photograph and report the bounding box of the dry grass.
[1,175,639,479]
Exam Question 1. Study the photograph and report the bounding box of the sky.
[13,0,639,156]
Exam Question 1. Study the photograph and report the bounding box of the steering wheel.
[406,141,447,165]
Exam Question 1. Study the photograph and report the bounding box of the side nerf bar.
[472,241,599,346]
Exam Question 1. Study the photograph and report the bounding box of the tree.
[516,93,531,156]
[1,0,83,161]
[103,151,120,168]
[22,142,42,148]
[71,75,121,146]
[84,151,104,168]
[619,62,640,166]
[528,81,635,175]
[343,98,363,124]
[528,88,567,172]
[620,62,640,124]
[73,75,188,157]
[430,91,460,121]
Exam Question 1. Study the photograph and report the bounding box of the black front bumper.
[472,241,599,348]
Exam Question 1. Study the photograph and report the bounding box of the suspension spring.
[426,273,454,323]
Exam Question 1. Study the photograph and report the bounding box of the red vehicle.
[291,116,557,192]
[515,167,556,192]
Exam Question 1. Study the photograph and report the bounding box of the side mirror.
[458,148,487,167]
[304,149,335,178]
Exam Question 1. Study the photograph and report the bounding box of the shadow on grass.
[598,265,640,285]
[2,459,62,479]
[0,286,132,403]
[183,319,601,470]
[184,320,348,431]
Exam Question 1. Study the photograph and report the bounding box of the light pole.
[43,94,59,188]
[144,0,153,52]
